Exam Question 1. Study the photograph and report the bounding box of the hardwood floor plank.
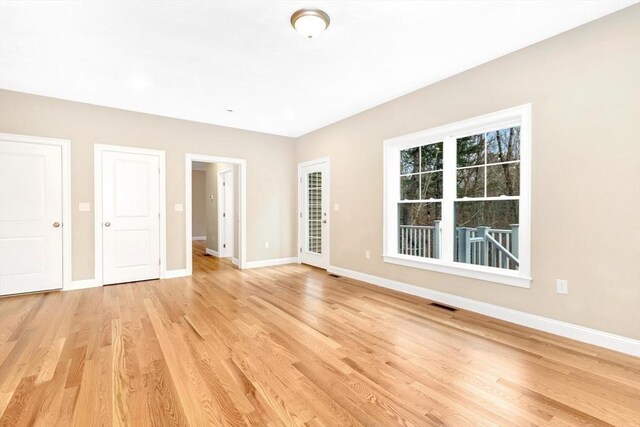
[0,241,637,426]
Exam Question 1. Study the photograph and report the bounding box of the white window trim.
[383,104,532,288]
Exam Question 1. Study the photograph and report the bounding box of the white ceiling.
[0,1,636,137]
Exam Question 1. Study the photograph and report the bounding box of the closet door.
[0,139,63,295]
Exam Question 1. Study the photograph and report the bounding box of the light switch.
[174,203,184,212]
[78,202,91,212]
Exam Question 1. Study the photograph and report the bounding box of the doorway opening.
[185,154,246,274]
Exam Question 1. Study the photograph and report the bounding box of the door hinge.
[299,247,302,253]
[223,244,226,248]
[223,182,226,186]
[223,213,226,218]
[299,212,302,218]
[159,259,161,265]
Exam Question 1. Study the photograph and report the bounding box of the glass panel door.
[299,159,329,269]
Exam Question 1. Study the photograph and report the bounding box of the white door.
[0,140,63,295]
[299,160,329,269]
[101,150,160,285]
[218,169,234,258]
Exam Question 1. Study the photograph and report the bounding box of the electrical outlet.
[365,250,370,259]
[556,279,568,294]
[264,241,269,249]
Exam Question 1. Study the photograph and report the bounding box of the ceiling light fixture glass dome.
[290,9,330,38]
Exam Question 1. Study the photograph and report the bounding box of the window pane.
[400,147,419,174]
[398,202,441,259]
[457,134,484,167]
[307,172,322,254]
[454,200,519,270]
[486,127,520,164]
[421,171,443,199]
[400,175,420,200]
[421,142,443,171]
[486,163,520,197]
[457,166,484,198]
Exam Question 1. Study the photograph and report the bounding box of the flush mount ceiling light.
[290,9,330,39]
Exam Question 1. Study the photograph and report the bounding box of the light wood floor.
[0,242,638,426]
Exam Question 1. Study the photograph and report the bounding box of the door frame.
[297,157,330,267]
[217,167,234,258]
[0,132,72,291]
[94,144,167,286]
[185,154,247,273]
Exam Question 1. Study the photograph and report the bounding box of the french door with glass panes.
[299,159,329,269]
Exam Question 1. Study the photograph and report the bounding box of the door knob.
[53,222,61,228]
[104,222,111,227]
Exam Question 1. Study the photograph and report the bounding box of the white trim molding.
[192,236,206,241]
[327,265,640,357]
[245,257,298,269]
[94,144,167,286]
[383,104,532,288]
[0,133,73,292]
[232,257,239,266]
[66,279,99,291]
[185,154,247,274]
[164,269,189,279]
[217,167,234,258]
[205,248,219,257]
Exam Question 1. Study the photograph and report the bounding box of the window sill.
[383,254,531,288]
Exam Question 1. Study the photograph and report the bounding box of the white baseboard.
[65,279,99,291]
[232,257,239,266]
[192,236,206,241]
[64,270,189,290]
[205,248,219,257]
[164,269,189,279]
[245,257,298,269]
[328,265,640,357]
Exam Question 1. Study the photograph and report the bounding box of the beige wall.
[191,170,206,238]
[296,6,640,339]
[0,90,298,279]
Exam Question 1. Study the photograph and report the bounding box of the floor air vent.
[430,302,457,312]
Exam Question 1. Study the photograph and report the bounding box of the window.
[307,171,322,254]
[383,105,531,287]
